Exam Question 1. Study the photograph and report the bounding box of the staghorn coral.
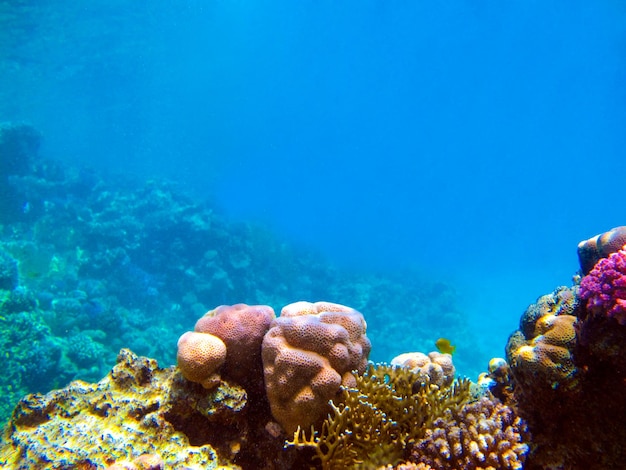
[194,303,275,388]
[262,301,371,435]
[176,331,227,389]
[577,226,626,275]
[288,364,472,469]
[390,351,455,388]
[408,396,529,470]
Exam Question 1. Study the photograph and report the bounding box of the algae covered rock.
[0,349,243,469]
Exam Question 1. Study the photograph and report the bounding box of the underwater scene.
[1,2,626,469]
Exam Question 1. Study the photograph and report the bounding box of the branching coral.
[409,396,529,470]
[287,364,472,469]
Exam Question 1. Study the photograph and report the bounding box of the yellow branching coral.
[287,364,472,469]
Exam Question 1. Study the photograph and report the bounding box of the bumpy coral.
[579,247,626,325]
[390,351,455,388]
[506,286,580,394]
[262,301,371,434]
[0,349,233,469]
[517,285,580,339]
[176,331,227,389]
[409,396,529,470]
[194,303,275,386]
[578,226,626,274]
[508,313,577,391]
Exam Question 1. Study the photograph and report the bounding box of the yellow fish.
[435,337,456,355]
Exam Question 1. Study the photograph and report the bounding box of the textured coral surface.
[0,349,231,469]
[390,351,456,387]
[410,396,528,470]
[194,303,275,386]
[176,330,227,389]
[262,301,371,434]
[579,248,626,325]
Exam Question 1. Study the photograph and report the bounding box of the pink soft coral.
[579,247,626,325]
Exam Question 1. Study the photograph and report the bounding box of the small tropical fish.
[435,337,456,355]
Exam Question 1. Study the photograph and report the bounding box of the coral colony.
[2,123,626,468]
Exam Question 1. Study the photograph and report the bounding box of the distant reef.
[0,122,477,426]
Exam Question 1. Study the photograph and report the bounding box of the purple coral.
[579,248,626,325]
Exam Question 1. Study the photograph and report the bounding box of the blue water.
[1,2,625,378]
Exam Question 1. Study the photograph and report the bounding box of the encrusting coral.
[262,301,371,435]
[0,349,234,469]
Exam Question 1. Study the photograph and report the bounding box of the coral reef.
[390,351,455,388]
[0,348,308,469]
[262,301,371,434]
[502,227,626,469]
[288,363,524,470]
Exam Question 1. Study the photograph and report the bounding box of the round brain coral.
[194,303,275,385]
[176,331,227,389]
[262,301,371,435]
[390,351,455,388]
[579,248,626,325]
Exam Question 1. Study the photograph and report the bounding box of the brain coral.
[262,301,371,435]
[579,247,626,325]
[194,303,275,386]
[390,351,455,388]
[409,396,529,470]
[577,226,626,274]
[176,331,226,389]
